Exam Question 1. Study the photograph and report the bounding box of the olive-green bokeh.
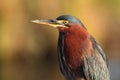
[0,0,120,80]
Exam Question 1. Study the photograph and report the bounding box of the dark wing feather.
[57,32,74,80]
[83,36,110,80]
[90,36,108,66]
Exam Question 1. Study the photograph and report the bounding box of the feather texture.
[58,29,110,80]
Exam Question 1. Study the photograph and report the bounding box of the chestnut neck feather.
[59,24,91,70]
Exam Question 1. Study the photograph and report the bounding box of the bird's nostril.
[50,20,54,22]
[50,20,57,22]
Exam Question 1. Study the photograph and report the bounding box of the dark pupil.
[63,21,67,24]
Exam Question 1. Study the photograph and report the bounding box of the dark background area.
[0,0,120,80]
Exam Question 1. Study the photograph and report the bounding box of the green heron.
[32,15,110,80]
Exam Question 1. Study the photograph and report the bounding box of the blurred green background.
[0,0,120,80]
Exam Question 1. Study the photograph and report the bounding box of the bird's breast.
[64,32,90,70]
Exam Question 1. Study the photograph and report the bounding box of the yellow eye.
[63,20,69,24]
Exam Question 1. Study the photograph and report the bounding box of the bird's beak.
[31,19,64,28]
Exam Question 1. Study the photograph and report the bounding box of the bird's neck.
[63,26,91,70]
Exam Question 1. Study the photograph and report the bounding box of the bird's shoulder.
[89,36,108,64]
[82,35,110,80]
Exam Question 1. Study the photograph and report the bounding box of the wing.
[83,36,110,80]
[90,36,108,66]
